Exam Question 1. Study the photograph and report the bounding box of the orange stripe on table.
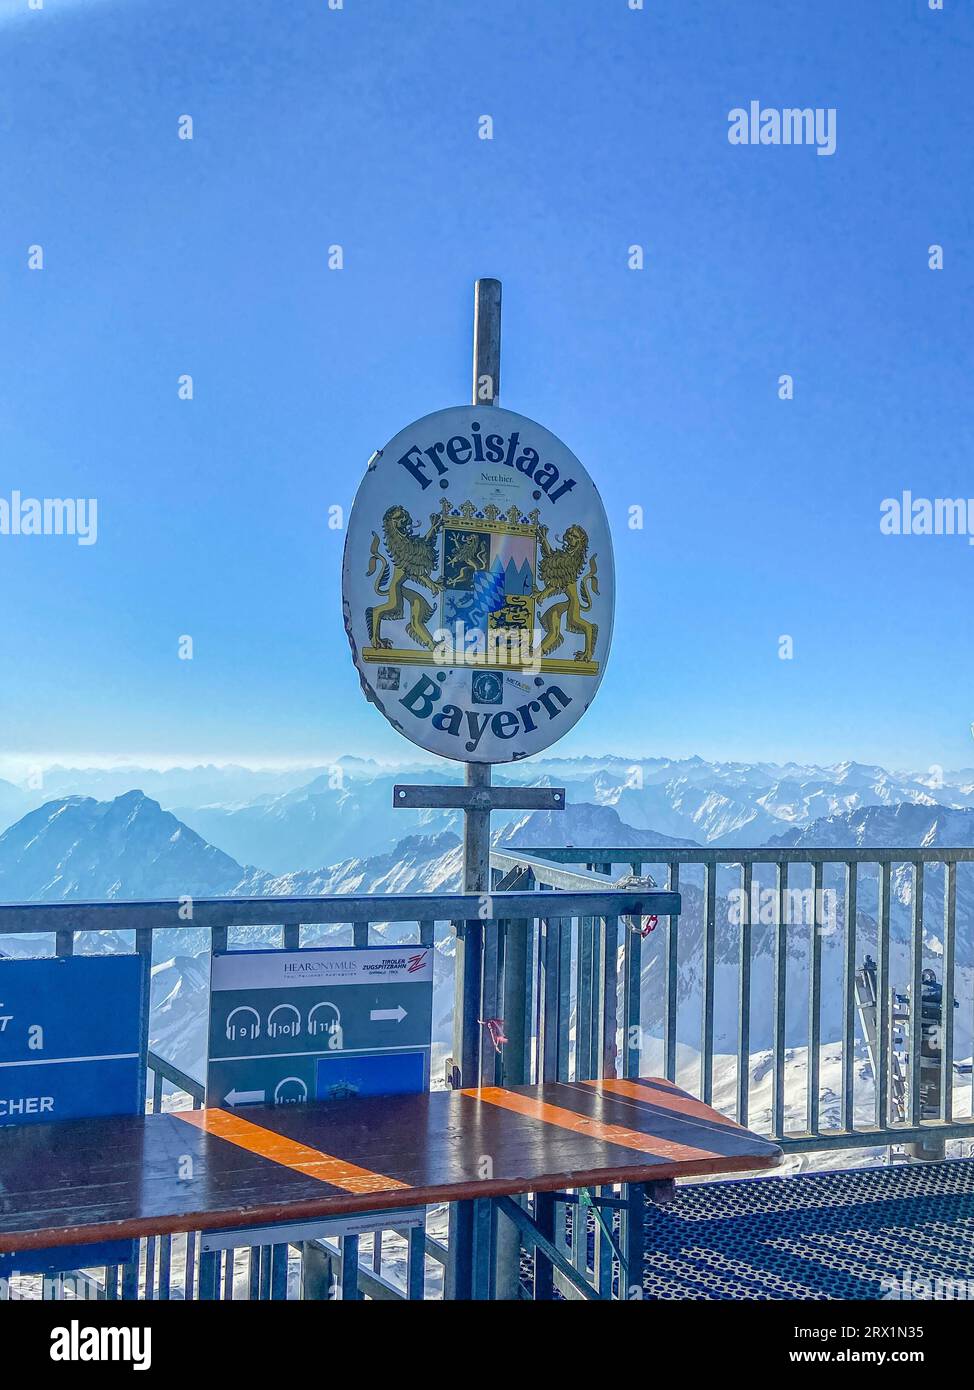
[582,1077,745,1130]
[175,1108,409,1196]
[461,1087,719,1163]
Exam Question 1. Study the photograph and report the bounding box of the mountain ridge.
[4,787,974,907]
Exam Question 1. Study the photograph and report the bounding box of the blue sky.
[1,0,972,773]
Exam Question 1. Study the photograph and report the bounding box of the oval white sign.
[342,405,615,763]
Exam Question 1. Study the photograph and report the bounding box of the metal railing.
[492,846,974,1157]
[0,884,666,1301]
[3,845,973,1300]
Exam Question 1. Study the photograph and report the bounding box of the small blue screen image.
[315,1050,425,1102]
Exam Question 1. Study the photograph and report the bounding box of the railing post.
[941,860,957,1126]
[407,1224,427,1300]
[197,1249,219,1301]
[340,1236,361,1301]
[540,916,561,1082]
[453,918,484,1087]
[599,915,619,1078]
[664,864,679,1082]
[807,860,824,1135]
[135,926,152,1113]
[736,861,752,1126]
[909,860,925,1130]
[701,861,716,1103]
[480,917,504,1087]
[876,860,891,1134]
[772,862,789,1140]
[558,917,572,1080]
[623,918,641,1080]
[501,912,531,1086]
[576,916,595,1080]
[841,861,858,1132]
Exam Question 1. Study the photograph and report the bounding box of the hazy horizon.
[4,1,972,774]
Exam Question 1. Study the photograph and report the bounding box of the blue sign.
[0,955,143,1282]
[0,955,144,1126]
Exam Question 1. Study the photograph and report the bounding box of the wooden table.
[0,1075,781,1299]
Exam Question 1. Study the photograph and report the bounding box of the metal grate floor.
[640,1159,974,1299]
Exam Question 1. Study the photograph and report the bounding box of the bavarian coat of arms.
[362,498,600,675]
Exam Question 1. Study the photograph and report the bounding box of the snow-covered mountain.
[7,755,974,873]
[176,772,466,877]
[576,757,972,848]
[493,802,698,851]
[0,791,253,901]
[768,802,974,849]
[235,831,462,898]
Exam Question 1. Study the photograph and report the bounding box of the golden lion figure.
[366,505,443,650]
[535,523,599,663]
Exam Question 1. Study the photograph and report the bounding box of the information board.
[206,945,434,1109]
[0,954,143,1278]
[0,955,144,1125]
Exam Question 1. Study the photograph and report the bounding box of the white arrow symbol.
[224,1087,265,1107]
[370,1006,407,1023]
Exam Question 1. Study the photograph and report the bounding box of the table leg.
[301,1240,335,1300]
[627,1179,675,1300]
[622,1182,646,1299]
[495,1194,602,1300]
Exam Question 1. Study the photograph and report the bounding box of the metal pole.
[453,281,502,1080]
[463,278,502,904]
[472,277,501,406]
[448,279,511,1301]
[462,760,492,895]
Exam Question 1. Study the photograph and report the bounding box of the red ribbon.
[479,1018,508,1052]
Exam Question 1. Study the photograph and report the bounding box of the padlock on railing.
[615,871,660,937]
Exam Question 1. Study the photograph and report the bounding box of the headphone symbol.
[267,1003,301,1040]
[307,1001,342,1038]
[273,1076,309,1106]
[225,1005,261,1042]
